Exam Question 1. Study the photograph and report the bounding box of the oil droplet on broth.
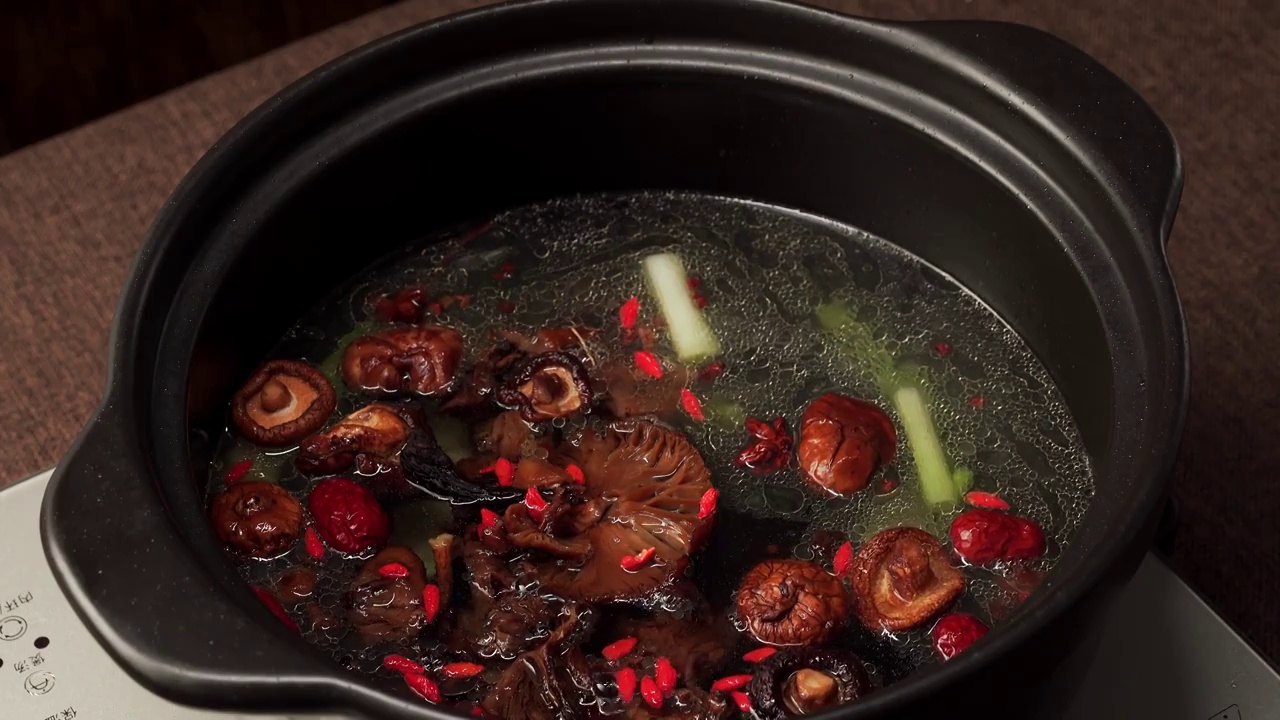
[206,192,1095,684]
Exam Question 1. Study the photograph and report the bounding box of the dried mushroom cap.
[210,481,303,558]
[347,545,428,644]
[797,393,896,496]
[849,527,965,632]
[747,647,871,720]
[231,360,336,447]
[497,351,594,422]
[735,560,847,646]
[341,325,463,396]
[296,403,411,474]
[504,420,715,603]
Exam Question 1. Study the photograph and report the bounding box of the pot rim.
[44,0,1188,717]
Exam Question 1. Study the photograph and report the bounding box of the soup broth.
[206,192,1093,717]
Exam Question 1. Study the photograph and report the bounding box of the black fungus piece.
[400,428,521,505]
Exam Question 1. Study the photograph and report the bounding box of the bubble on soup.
[206,192,1094,699]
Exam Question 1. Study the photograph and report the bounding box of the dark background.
[0,0,394,156]
[0,0,1276,669]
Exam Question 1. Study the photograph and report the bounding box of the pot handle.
[41,404,344,711]
[910,20,1183,246]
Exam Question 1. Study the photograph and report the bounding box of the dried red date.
[949,509,1046,564]
[307,478,390,555]
[931,613,989,660]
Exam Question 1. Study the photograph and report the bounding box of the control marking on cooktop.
[1208,705,1242,720]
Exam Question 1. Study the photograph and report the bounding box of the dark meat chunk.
[347,546,429,644]
[601,362,689,419]
[342,325,463,396]
[210,481,303,558]
[747,647,870,719]
[497,352,594,422]
[735,560,847,646]
[797,393,896,496]
[849,527,965,632]
[231,359,336,447]
[473,410,534,460]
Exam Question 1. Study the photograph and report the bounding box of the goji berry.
[252,587,299,634]
[640,675,663,709]
[303,527,325,560]
[565,463,585,485]
[524,487,548,523]
[697,361,726,382]
[601,637,639,662]
[742,647,776,663]
[697,488,718,520]
[709,675,752,693]
[655,657,677,695]
[404,672,441,703]
[620,546,656,572]
[633,350,664,379]
[373,288,428,323]
[679,389,706,422]
[619,296,640,330]
[686,276,702,290]
[479,508,501,535]
[692,294,708,309]
[949,509,1046,564]
[493,260,517,281]
[377,562,410,578]
[934,341,952,356]
[225,458,254,483]
[832,541,854,576]
[964,490,1010,511]
[307,477,389,555]
[422,584,441,624]
[931,613,989,660]
[440,662,485,679]
[615,668,637,703]
[969,394,986,409]
[383,654,425,675]
[730,691,752,713]
[471,708,486,717]
[494,457,515,487]
[496,299,516,313]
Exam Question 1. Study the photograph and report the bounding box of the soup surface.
[206,192,1093,718]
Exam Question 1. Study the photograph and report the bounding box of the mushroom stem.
[429,533,455,603]
[260,379,293,413]
[784,669,839,715]
[886,540,934,602]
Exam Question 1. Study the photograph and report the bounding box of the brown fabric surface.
[1,0,1276,661]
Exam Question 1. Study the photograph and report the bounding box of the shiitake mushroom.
[231,359,336,447]
[735,560,847,646]
[210,481,303,558]
[747,647,871,719]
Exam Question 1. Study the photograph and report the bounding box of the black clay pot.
[41,1,1187,718]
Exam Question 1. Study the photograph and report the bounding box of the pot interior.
[135,28,1172,716]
